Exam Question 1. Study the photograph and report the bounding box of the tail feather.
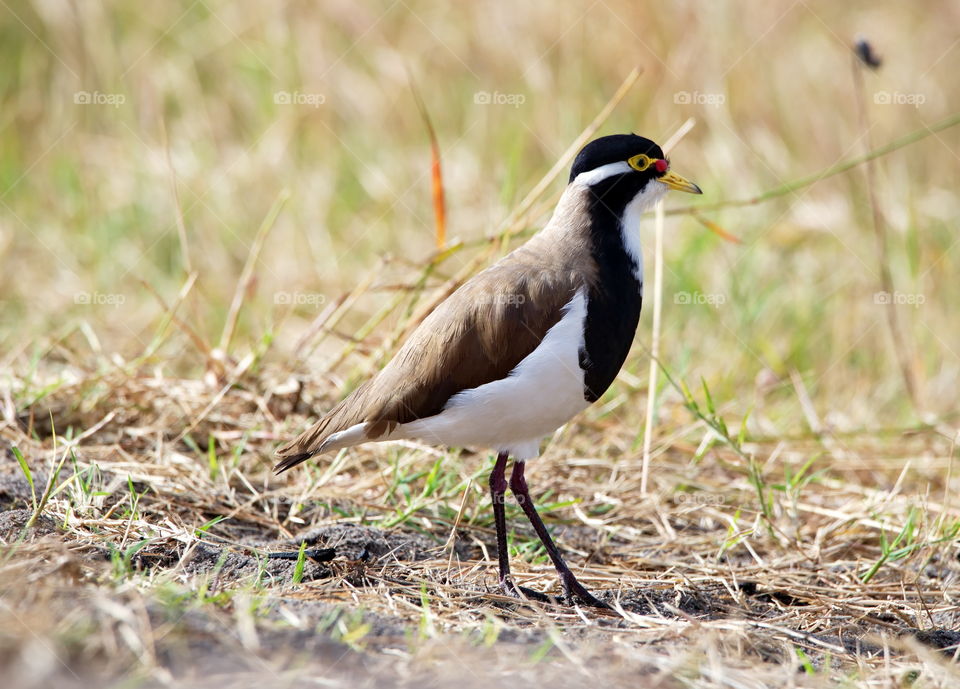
[274,386,372,474]
[274,451,317,474]
[273,415,336,474]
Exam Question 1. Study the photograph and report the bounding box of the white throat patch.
[620,181,668,286]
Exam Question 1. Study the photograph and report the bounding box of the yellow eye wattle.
[628,153,655,172]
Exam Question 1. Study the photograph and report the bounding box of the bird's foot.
[559,571,610,609]
[499,575,608,609]
[499,577,560,605]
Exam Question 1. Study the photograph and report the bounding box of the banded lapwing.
[276,134,702,606]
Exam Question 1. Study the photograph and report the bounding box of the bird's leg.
[509,460,608,608]
[489,452,552,603]
[489,451,512,590]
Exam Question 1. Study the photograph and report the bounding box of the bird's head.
[568,134,702,210]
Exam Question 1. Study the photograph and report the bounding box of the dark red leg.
[489,453,552,603]
[509,460,607,608]
[488,451,512,587]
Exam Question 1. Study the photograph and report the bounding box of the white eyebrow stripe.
[571,161,633,186]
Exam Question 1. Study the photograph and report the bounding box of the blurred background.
[2,0,958,431]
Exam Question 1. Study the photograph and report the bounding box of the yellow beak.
[659,170,703,194]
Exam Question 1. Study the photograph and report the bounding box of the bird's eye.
[628,154,655,172]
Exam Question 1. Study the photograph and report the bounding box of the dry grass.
[2,1,960,687]
[3,353,960,688]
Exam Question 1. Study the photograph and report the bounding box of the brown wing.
[275,233,591,472]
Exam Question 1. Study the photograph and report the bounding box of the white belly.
[393,289,591,459]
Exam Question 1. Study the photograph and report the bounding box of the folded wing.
[274,239,586,472]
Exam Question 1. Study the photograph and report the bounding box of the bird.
[275,134,701,607]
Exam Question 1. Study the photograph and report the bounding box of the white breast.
[392,288,591,460]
